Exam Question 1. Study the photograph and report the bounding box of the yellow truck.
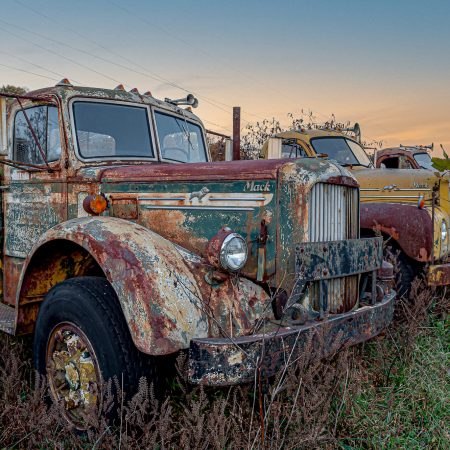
[262,127,450,294]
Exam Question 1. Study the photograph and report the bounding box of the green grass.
[432,157,450,172]
[337,316,449,449]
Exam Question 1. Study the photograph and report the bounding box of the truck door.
[3,104,66,304]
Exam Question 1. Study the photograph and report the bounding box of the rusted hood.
[99,160,288,183]
[98,158,355,184]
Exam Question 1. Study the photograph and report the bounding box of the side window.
[47,107,62,162]
[14,106,61,165]
[382,157,399,169]
[281,139,307,158]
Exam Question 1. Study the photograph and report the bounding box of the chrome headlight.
[220,233,248,271]
[441,220,447,242]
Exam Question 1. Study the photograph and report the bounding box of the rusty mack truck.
[0,81,394,428]
[263,127,450,294]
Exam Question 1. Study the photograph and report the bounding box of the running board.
[0,303,15,334]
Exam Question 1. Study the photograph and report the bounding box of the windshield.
[154,111,207,163]
[73,101,154,159]
[413,152,434,170]
[311,137,371,167]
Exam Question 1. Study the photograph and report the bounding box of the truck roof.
[19,82,203,125]
[377,146,430,157]
[272,129,347,140]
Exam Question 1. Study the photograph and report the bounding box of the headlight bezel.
[219,232,248,271]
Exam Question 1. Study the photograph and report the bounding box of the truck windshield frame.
[154,110,208,164]
[71,99,156,162]
[310,137,371,167]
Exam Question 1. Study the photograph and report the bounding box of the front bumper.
[428,263,450,286]
[188,290,395,386]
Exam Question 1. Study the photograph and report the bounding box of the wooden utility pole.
[232,106,241,160]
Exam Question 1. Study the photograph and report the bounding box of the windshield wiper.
[337,161,365,167]
[177,111,196,156]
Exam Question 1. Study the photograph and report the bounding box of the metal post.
[431,189,436,264]
[0,97,6,155]
[232,106,241,160]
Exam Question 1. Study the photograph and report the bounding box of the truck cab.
[0,82,394,428]
[375,146,435,170]
[263,129,450,292]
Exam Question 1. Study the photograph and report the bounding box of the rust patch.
[428,262,450,286]
[204,227,234,269]
[139,208,209,256]
[99,159,286,183]
[3,257,25,306]
[110,198,138,220]
[189,290,396,385]
[326,175,359,188]
[373,224,400,241]
[361,203,433,262]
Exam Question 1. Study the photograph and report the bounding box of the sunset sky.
[1,0,449,154]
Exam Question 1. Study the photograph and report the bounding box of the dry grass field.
[0,278,448,449]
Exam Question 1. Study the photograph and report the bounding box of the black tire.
[33,276,158,427]
[392,250,416,297]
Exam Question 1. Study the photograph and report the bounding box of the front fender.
[360,203,432,262]
[20,217,270,355]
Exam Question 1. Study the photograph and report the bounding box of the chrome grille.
[309,183,359,241]
[308,183,360,313]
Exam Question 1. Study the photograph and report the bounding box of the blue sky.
[1,0,449,151]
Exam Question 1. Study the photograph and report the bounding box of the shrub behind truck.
[0,81,395,428]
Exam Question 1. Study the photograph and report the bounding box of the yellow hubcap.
[46,324,100,428]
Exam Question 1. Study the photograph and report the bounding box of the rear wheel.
[33,276,158,429]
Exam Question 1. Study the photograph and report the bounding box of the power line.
[202,120,232,134]
[0,21,239,134]
[0,17,251,126]
[0,26,240,135]
[8,1,350,137]
[0,49,82,85]
[11,0,264,123]
[105,0,314,114]
[0,18,128,87]
[0,62,59,82]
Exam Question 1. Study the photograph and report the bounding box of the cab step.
[0,303,15,334]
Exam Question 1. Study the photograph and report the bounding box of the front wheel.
[33,276,158,429]
[386,248,417,297]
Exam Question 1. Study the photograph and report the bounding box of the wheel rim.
[46,323,101,428]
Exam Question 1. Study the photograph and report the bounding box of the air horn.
[164,94,199,108]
